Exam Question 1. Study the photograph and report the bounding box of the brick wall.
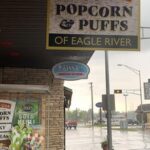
[0,67,65,150]
[0,68,52,85]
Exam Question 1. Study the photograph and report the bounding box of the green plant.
[8,122,32,150]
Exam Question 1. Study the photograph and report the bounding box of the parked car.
[65,120,77,129]
[127,119,139,125]
[94,119,106,125]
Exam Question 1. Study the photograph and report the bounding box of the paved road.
[66,127,150,150]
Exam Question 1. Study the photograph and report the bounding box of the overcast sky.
[64,0,150,113]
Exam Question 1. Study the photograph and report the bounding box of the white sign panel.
[0,100,16,140]
[46,0,140,51]
[0,124,12,132]
[0,100,16,123]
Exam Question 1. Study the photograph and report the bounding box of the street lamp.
[117,64,143,126]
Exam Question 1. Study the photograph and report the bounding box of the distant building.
[136,104,150,128]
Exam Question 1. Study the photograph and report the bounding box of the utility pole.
[90,82,94,128]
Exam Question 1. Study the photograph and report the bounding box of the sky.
[64,0,150,113]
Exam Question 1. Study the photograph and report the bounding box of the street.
[66,127,150,150]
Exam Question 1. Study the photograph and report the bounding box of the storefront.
[0,69,67,149]
[0,69,73,149]
[0,0,93,149]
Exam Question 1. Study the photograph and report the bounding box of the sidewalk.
[66,127,150,150]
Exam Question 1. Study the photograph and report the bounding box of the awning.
[0,84,50,93]
[64,86,73,108]
[0,84,72,108]
[0,0,93,69]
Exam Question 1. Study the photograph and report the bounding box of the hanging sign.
[52,61,90,80]
[46,0,140,51]
[96,102,102,108]
[0,100,16,140]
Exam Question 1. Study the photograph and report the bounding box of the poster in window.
[13,99,40,126]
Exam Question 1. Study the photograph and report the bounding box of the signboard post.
[47,0,140,51]
[95,102,103,124]
[104,51,113,150]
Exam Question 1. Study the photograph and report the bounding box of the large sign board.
[0,100,16,140]
[144,82,150,100]
[46,0,140,51]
